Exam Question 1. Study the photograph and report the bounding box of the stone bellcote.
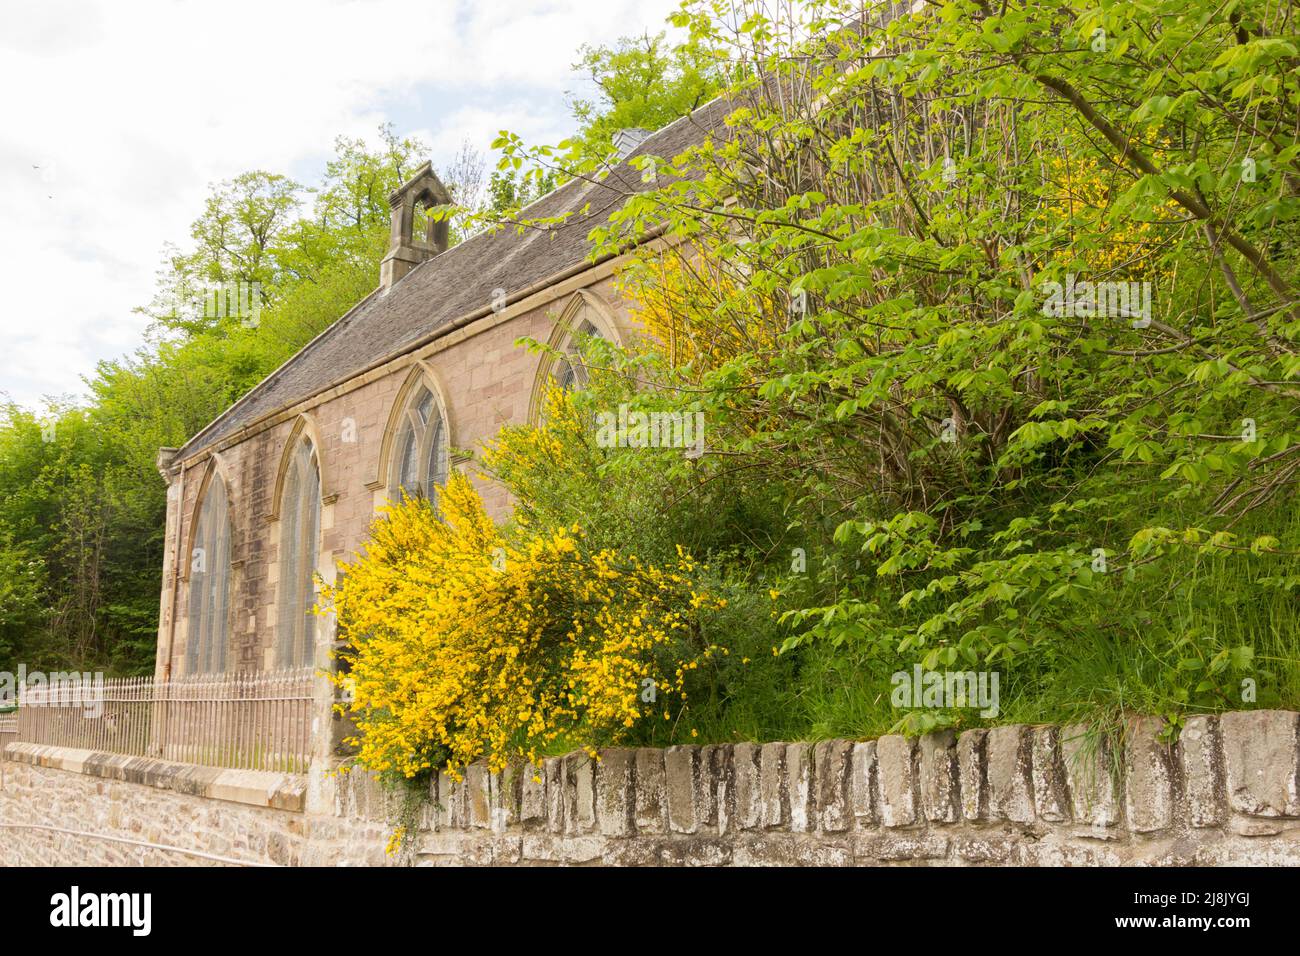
[380,162,452,291]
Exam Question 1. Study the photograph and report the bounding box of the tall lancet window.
[531,313,609,426]
[390,383,449,502]
[278,437,321,668]
[553,319,601,392]
[186,475,231,674]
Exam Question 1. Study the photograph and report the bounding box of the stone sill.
[4,742,307,813]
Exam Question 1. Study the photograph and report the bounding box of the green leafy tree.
[566,31,726,163]
[479,28,726,225]
[147,171,301,335]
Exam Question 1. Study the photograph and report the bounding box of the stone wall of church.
[155,267,636,680]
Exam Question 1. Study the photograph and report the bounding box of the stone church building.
[152,107,723,686]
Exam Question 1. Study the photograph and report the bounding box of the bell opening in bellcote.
[379,161,453,291]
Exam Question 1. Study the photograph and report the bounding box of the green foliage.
[566,31,727,163]
[496,0,1300,739]
[484,167,560,220]
[481,29,727,221]
[0,536,46,666]
[486,347,785,565]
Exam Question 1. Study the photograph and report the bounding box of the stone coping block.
[1125,716,1174,833]
[1220,710,1300,818]
[4,742,306,812]
[393,709,1299,845]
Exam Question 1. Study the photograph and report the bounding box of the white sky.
[0,0,682,410]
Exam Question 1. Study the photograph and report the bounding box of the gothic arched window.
[278,437,321,668]
[389,383,449,502]
[529,295,621,424]
[552,319,601,392]
[186,474,231,674]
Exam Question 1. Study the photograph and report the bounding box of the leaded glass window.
[389,384,449,502]
[185,475,231,674]
[278,438,321,668]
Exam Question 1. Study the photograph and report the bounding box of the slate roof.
[176,98,732,460]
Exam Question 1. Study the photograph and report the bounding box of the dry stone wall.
[3,710,1298,866]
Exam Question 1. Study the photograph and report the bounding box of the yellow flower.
[322,468,727,778]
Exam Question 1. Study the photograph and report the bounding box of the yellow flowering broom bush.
[322,470,726,779]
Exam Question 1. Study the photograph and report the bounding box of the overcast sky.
[0,0,682,410]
